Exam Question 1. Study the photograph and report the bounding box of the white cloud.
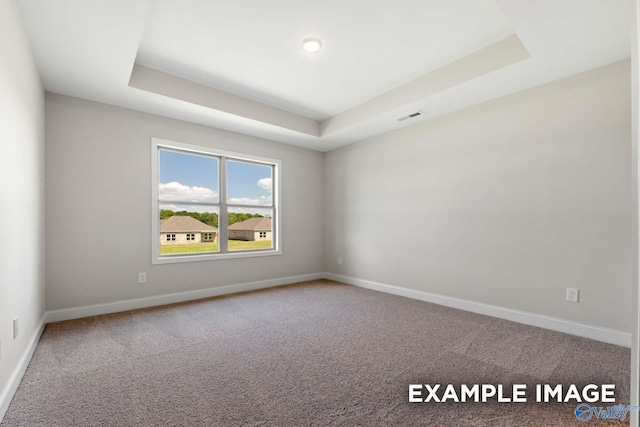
[228,196,272,205]
[160,203,217,214]
[257,177,272,191]
[159,182,218,203]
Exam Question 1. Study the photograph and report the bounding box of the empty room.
[2,0,640,425]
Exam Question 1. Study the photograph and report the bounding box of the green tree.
[160,209,175,219]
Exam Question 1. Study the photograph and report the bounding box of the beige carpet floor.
[1,280,631,426]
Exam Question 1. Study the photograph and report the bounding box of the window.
[152,138,280,264]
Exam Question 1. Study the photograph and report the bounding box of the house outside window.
[152,138,281,264]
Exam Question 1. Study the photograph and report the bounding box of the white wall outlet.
[566,288,579,303]
[138,272,147,284]
[13,316,18,339]
[337,257,343,265]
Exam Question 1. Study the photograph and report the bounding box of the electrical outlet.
[338,257,343,265]
[566,288,579,303]
[13,316,18,339]
[138,272,147,284]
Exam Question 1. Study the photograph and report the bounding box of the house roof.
[160,216,217,233]
[228,217,271,232]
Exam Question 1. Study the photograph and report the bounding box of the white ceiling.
[137,0,514,120]
[16,0,631,152]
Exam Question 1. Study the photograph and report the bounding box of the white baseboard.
[324,272,632,348]
[0,313,47,424]
[2,273,323,422]
[0,271,631,423]
[46,273,324,323]
[46,271,633,347]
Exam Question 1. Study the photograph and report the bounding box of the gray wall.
[324,60,632,332]
[0,0,45,411]
[45,94,324,310]
[34,38,637,335]
[630,0,640,415]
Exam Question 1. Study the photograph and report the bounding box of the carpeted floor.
[1,280,631,426]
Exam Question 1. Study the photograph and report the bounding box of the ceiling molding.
[129,64,321,137]
[16,0,631,152]
[321,34,530,136]
[129,34,529,141]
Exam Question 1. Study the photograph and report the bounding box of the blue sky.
[159,150,272,205]
[160,150,218,189]
[227,159,272,204]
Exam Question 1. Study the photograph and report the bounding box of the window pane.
[226,160,272,206]
[227,207,273,251]
[159,150,219,203]
[159,204,219,255]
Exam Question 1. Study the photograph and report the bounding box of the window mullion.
[219,156,228,253]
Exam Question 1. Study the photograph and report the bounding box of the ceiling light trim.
[302,37,323,53]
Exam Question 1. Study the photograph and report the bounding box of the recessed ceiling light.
[302,38,322,53]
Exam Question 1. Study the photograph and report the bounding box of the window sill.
[152,248,282,265]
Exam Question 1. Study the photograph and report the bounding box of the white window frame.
[151,138,282,264]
